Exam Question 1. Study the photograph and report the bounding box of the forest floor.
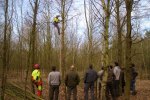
[41,79,150,100]
[2,71,150,100]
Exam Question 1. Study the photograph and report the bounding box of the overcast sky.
[13,0,150,37]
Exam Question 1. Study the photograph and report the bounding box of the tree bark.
[1,0,9,99]
[60,0,66,99]
[115,0,123,66]
[25,0,39,96]
[124,0,133,100]
[100,0,111,100]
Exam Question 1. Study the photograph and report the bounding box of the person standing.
[106,65,115,100]
[97,67,104,98]
[31,64,42,97]
[48,66,61,100]
[65,65,80,100]
[84,64,98,100]
[130,63,138,95]
[113,62,121,97]
[120,67,125,94]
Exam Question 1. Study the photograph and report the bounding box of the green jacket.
[65,70,80,87]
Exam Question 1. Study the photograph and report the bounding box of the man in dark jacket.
[130,63,138,95]
[106,65,115,100]
[65,65,80,100]
[84,64,98,100]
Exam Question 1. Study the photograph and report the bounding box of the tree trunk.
[84,0,93,65]
[116,0,123,66]
[124,0,133,100]
[60,0,66,99]
[115,0,123,95]
[101,0,111,100]
[45,0,52,69]
[1,0,9,99]
[25,0,39,96]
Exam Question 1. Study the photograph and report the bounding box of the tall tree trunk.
[115,0,123,95]
[30,0,39,94]
[115,0,123,66]
[60,0,66,99]
[60,0,65,81]
[25,0,39,96]
[101,0,111,100]
[1,0,9,99]
[84,0,93,65]
[45,0,52,69]
[124,0,133,100]
[141,42,147,78]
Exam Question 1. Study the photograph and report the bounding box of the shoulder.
[32,69,38,73]
[114,66,117,69]
[55,71,61,74]
[98,70,103,73]
[48,72,52,76]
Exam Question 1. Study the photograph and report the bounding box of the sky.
[3,0,150,39]
[134,0,150,31]
[72,0,150,35]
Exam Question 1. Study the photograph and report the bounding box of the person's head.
[114,62,119,66]
[131,63,135,67]
[56,15,60,18]
[52,66,56,71]
[109,65,113,69]
[34,64,40,69]
[89,64,93,69]
[101,66,104,70]
[70,65,75,71]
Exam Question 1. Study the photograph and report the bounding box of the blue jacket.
[84,69,98,83]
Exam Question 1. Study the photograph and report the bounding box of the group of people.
[31,62,138,100]
[98,62,138,100]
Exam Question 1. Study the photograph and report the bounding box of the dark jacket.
[65,70,80,87]
[84,69,98,83]
[107,69,114,83]
[130,67,138,80]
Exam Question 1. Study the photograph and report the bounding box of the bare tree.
[124,0,133,99]
[1,0,9,99]
[100,0,112,99]
[25,0,39,97]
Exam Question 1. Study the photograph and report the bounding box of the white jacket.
[113,66,121,80]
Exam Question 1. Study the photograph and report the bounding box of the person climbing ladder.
[53,15,61,35]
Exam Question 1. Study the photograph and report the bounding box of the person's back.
[130,64,138,95]
[113,62,121,97]
[130,65,138,80]
[65,65,80,100]
[53,15,61,35]
[48,71,60,85]
[48,66,61,100]
[107,68,114,83]
[98,67,104,98]
[53,15,60,24]
[32,69,41,81]
[65,70,80,87]
[113,66,121,80]
[84,68,97,83]
[84,64,97,100]
[106,66,115,100]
